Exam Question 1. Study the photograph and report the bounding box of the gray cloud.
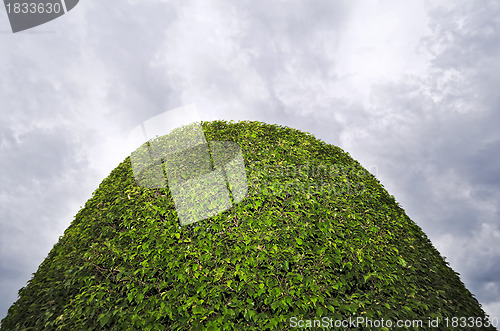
[1,0,499,323]
[341,0,500,319]
[0,125,97,317]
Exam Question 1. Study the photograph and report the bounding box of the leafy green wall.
[1,120,495,330]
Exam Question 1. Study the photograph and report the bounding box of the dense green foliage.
[1,120,495,330]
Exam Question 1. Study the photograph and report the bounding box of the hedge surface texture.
[1,120,495,330]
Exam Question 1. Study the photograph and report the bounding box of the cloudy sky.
[1,0,499,322]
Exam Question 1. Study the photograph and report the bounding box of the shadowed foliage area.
[1,120,496,330]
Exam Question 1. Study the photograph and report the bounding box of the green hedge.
[1,120,495,330]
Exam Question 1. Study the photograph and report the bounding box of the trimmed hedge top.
[1,120,495,330]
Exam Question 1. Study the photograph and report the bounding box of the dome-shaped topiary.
[1,120,496,330]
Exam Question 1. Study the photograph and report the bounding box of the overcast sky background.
[1,0,499,322]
